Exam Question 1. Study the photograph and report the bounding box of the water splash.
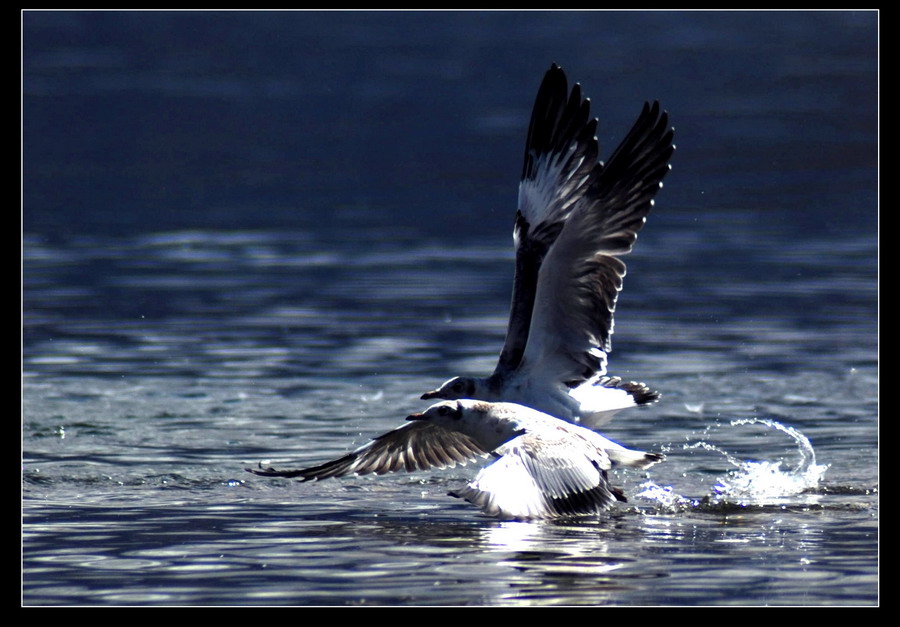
[635,482,698,511]
[707,418,829,504]
[638,418,829,511]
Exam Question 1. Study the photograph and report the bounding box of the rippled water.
[23,225,878,606]
[23,11,877,606]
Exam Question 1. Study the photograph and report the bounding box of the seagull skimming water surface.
[248,400,664,520]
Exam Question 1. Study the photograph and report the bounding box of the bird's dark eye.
[452,381,464,392]
[437,405,461,420]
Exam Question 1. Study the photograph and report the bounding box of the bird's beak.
[420,390,438,400]
[406,413,425,421]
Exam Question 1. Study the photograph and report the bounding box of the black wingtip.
[597,377,661,405]
[245,463,306,478]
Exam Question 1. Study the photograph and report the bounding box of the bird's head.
[406,400,464,425]
[420,376,478,400]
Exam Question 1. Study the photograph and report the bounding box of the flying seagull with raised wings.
[422,64,674,429]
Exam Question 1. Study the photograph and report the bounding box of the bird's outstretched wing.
[247,421,490,481]
[520,100,674,388]
[496,64,600,376]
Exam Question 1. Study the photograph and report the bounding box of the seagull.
[421,64,674,429]
[247,399,664,521]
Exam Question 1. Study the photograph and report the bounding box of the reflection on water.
[23,487,876,606]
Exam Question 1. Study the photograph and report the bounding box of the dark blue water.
[23,11,878,606]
